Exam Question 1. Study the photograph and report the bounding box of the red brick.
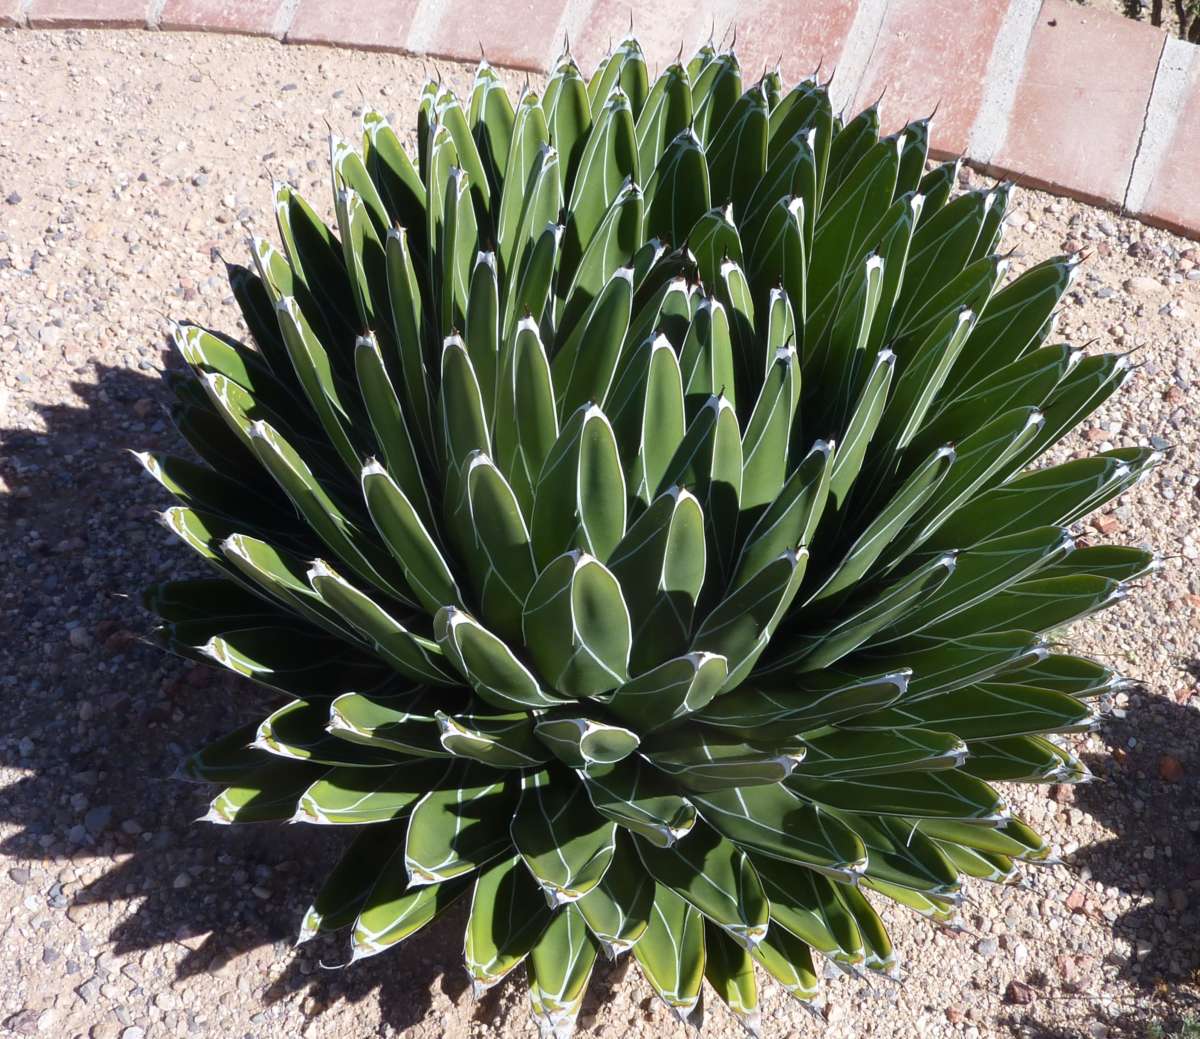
[573,0,726,74]
[1139,59,1200,239]
[734,0,859,86]
[421,0,570,72]
[28,0,149,28]
[992,0,1165,207]
[853,0,1008,158]
[287,0,419,53]
[1,0,25,27]
[158,0,286,37]
[575,0,857,86]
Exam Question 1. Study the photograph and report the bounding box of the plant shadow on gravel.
[1005,677,1200,1039]
[0,357,485,1031]
[3,358,1199,1035]
[1072,686,1200,982]
[984,676,1200,1039]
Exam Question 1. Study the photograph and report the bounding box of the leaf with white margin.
[307,560,455,684]
[220,532,357,641]
[434,606,571,709]
[457,452,538,644]
[533,716,640,770]
[361,460,461,614]
[644,726,797,792]
[328,688,462,758]
[203,760,326,824]
[729,436,835,590]
[531,403,627,568]
[633,883,705,1024]
[255,699,397,767]
[750,927,818,1005]
[576,831,654,957]
[690,549,807,693]
[522,551,632,698]
[403,766,518,885]
[494,315,559,512]
[293,760,455,825]
[350,855,468,962]
[694,668,909,737]
[298,820,406,944]
[789,768,1009,823]
[636,822,769,949]
[824,809,959,895]
[250,421,412,604]
[579,757,697,847]
[604,333,687,506]
[511,768,618,906]
[704,921,761,1037]
[740,344,800,511]
[527,905,600,1039]
[600,652,727,732]
[690,783,868,882]
[607,486,705,674]
[274,294,363,475]
[463,854,554,994]
[748,855,864,966]
[789,727,968,781]
[435,709,548,768]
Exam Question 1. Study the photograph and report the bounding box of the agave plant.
[140,34,1157,1036]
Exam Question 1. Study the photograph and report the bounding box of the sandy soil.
[0,26,1198,1039]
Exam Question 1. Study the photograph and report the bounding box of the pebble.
[975,937,999,958]
[83,805,112,836]
[1123,275,1167,296]
[1004,980,1036,1006]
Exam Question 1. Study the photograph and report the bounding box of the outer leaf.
[435,708,549,769]
[636,823,769,948]
[607,487,706,673]
[403,767,517,885]
[295,760,453,825]
[690,782,868,881]
[645,726,796,792]
[705,922,761,1036]
[350,867,467,962]
[362,461,460,614]
[691,549,807,692]
[511,770,618,906]
[634,884,705,1023]
[464,854,554,993]
[308,560,453,683]
[527,905,600,1039]
[298,821,406,943]
[457,453,538,643]
[576,831,655,957]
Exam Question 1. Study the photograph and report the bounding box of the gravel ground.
[1,27,1198,1039]
[1085,0,1196,42]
